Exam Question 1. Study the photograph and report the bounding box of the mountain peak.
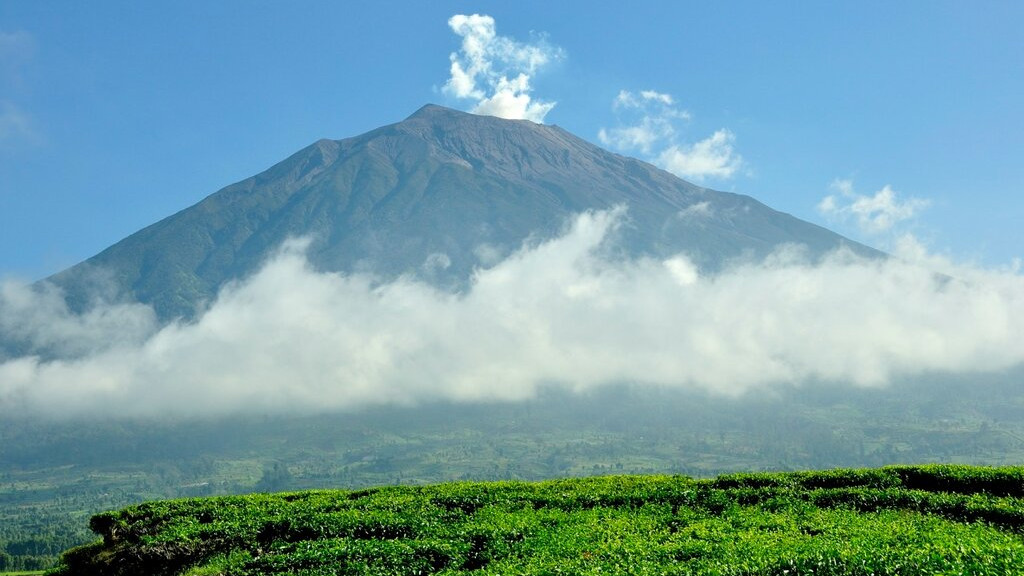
[402,103,545,130]
[405,103,464,121]
[44,106,878,322]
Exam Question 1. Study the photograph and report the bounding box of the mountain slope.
[48,104,875,321]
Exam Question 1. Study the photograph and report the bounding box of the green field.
[49,465,1024,575]
[5,377,1024,572]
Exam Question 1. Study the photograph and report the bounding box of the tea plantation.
[48,465,1024,575]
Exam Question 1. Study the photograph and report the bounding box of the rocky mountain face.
[47,104,875,321]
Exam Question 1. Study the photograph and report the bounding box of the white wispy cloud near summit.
[2,210,1024,418]
[819,179,930,236]
[656,129,742,181]
[597,90,687,154]
[599,90,742,181]
[443,14,563,123]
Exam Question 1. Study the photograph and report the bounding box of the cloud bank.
[442,14,562,123]
[599,90,742,182]
[0,280,156,359]
[2,210,1023,419]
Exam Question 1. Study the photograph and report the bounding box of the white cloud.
[472,73,556,123]
[599,90,740,182]
[656,129,742,180]
[598,120,672,155]
[613,89,681,110]
[442,14,562,122]
[613,90,640,109]
[473,243,504,266]
[422,252,452,273]
[819,179,930,235]
[3,209,1024,418]
[599,90,686,154]
[0,279,156,359]
[678,201,713,219]
[639,90,675,106]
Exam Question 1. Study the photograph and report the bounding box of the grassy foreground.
[51,465,1024,575]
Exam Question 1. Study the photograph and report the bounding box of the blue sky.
[1,1,1021,280]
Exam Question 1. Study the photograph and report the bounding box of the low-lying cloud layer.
[442,14,562,123]
[2,209,1023,418]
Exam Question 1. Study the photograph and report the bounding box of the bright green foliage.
[49,465,1024,576]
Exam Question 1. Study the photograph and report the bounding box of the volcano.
[47,104,875,322]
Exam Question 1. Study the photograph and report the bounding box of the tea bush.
[49,465,1024,575]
